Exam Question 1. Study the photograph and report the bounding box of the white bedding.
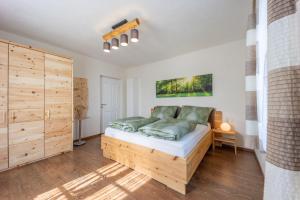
[104,123,211,158]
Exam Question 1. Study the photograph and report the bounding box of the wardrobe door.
[0,42,8,170]
[45,54,72,157]
[9,45,45,167]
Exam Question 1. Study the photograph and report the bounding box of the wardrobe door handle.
[12,112,16,121]
[46,110,51,120]
[4,111,7,124]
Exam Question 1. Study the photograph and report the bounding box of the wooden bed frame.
[101,111,217,194]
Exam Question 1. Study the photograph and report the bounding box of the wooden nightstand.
[212,128,238,155]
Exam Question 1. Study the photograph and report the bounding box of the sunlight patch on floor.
[115,171,151,192]
[105,165,129,177]
[34,162,150,200]
[85,171,151,200]
[63,171,102,193]
[34,187,67,200]
[99,164,129,177]
[84,183,127,200]
[95,162,120,174]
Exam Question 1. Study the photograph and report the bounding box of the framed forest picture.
[156,74,213,98]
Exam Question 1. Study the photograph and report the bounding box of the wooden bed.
[101,111,217,194]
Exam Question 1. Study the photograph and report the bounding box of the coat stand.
[74,117,87,146]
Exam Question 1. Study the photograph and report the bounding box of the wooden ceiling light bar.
[102,18,140,41]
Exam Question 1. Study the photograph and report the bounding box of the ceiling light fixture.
[103,41,110,53]
[120,34,128,46]
[130,29,139,43]
[111,38,119,49]
[102,18,140,53]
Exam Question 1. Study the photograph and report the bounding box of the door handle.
[46,110,51,120]
[101,104,107,108]
[12,112,16,121]
[3,111,7,124]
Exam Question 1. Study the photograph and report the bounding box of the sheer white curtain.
[256,0,268,151]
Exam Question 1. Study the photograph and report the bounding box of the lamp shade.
[103,42,110,53]
[120,34,128,46]
[111,38,119,49]
[220,122,231,132]
[130,29,139,42]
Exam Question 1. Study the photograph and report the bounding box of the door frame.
[99,75,121,133]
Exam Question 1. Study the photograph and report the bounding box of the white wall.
[0,30,126,139]
[126,40,256,149]
[126,78,140,117]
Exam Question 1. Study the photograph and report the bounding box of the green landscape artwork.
[156,74,213,98]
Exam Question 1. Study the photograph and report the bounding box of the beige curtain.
[245,1,258,138]
[264,0,300,199]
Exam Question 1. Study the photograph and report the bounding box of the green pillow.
[151,106,178,119]
[177,106,213,125]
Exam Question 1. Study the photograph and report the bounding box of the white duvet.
[104,123,211,158]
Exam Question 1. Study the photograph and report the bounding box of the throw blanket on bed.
[109,116,159,132]
[138,119,196,141]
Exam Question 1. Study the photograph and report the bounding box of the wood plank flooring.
[0,136,264,200]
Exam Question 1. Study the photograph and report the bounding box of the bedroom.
[0,0,299,199]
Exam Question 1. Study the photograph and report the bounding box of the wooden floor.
[0,136,264,200]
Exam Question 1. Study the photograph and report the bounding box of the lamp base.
[73,140,86,146]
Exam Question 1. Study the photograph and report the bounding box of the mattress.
[104,123,211,158]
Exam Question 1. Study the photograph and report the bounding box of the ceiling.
[0,0,251,67]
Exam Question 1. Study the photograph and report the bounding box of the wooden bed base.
[101,129,212,194]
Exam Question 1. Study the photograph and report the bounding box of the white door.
[101,76,120,133]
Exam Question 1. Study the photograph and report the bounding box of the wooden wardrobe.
[0,39,73,171]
